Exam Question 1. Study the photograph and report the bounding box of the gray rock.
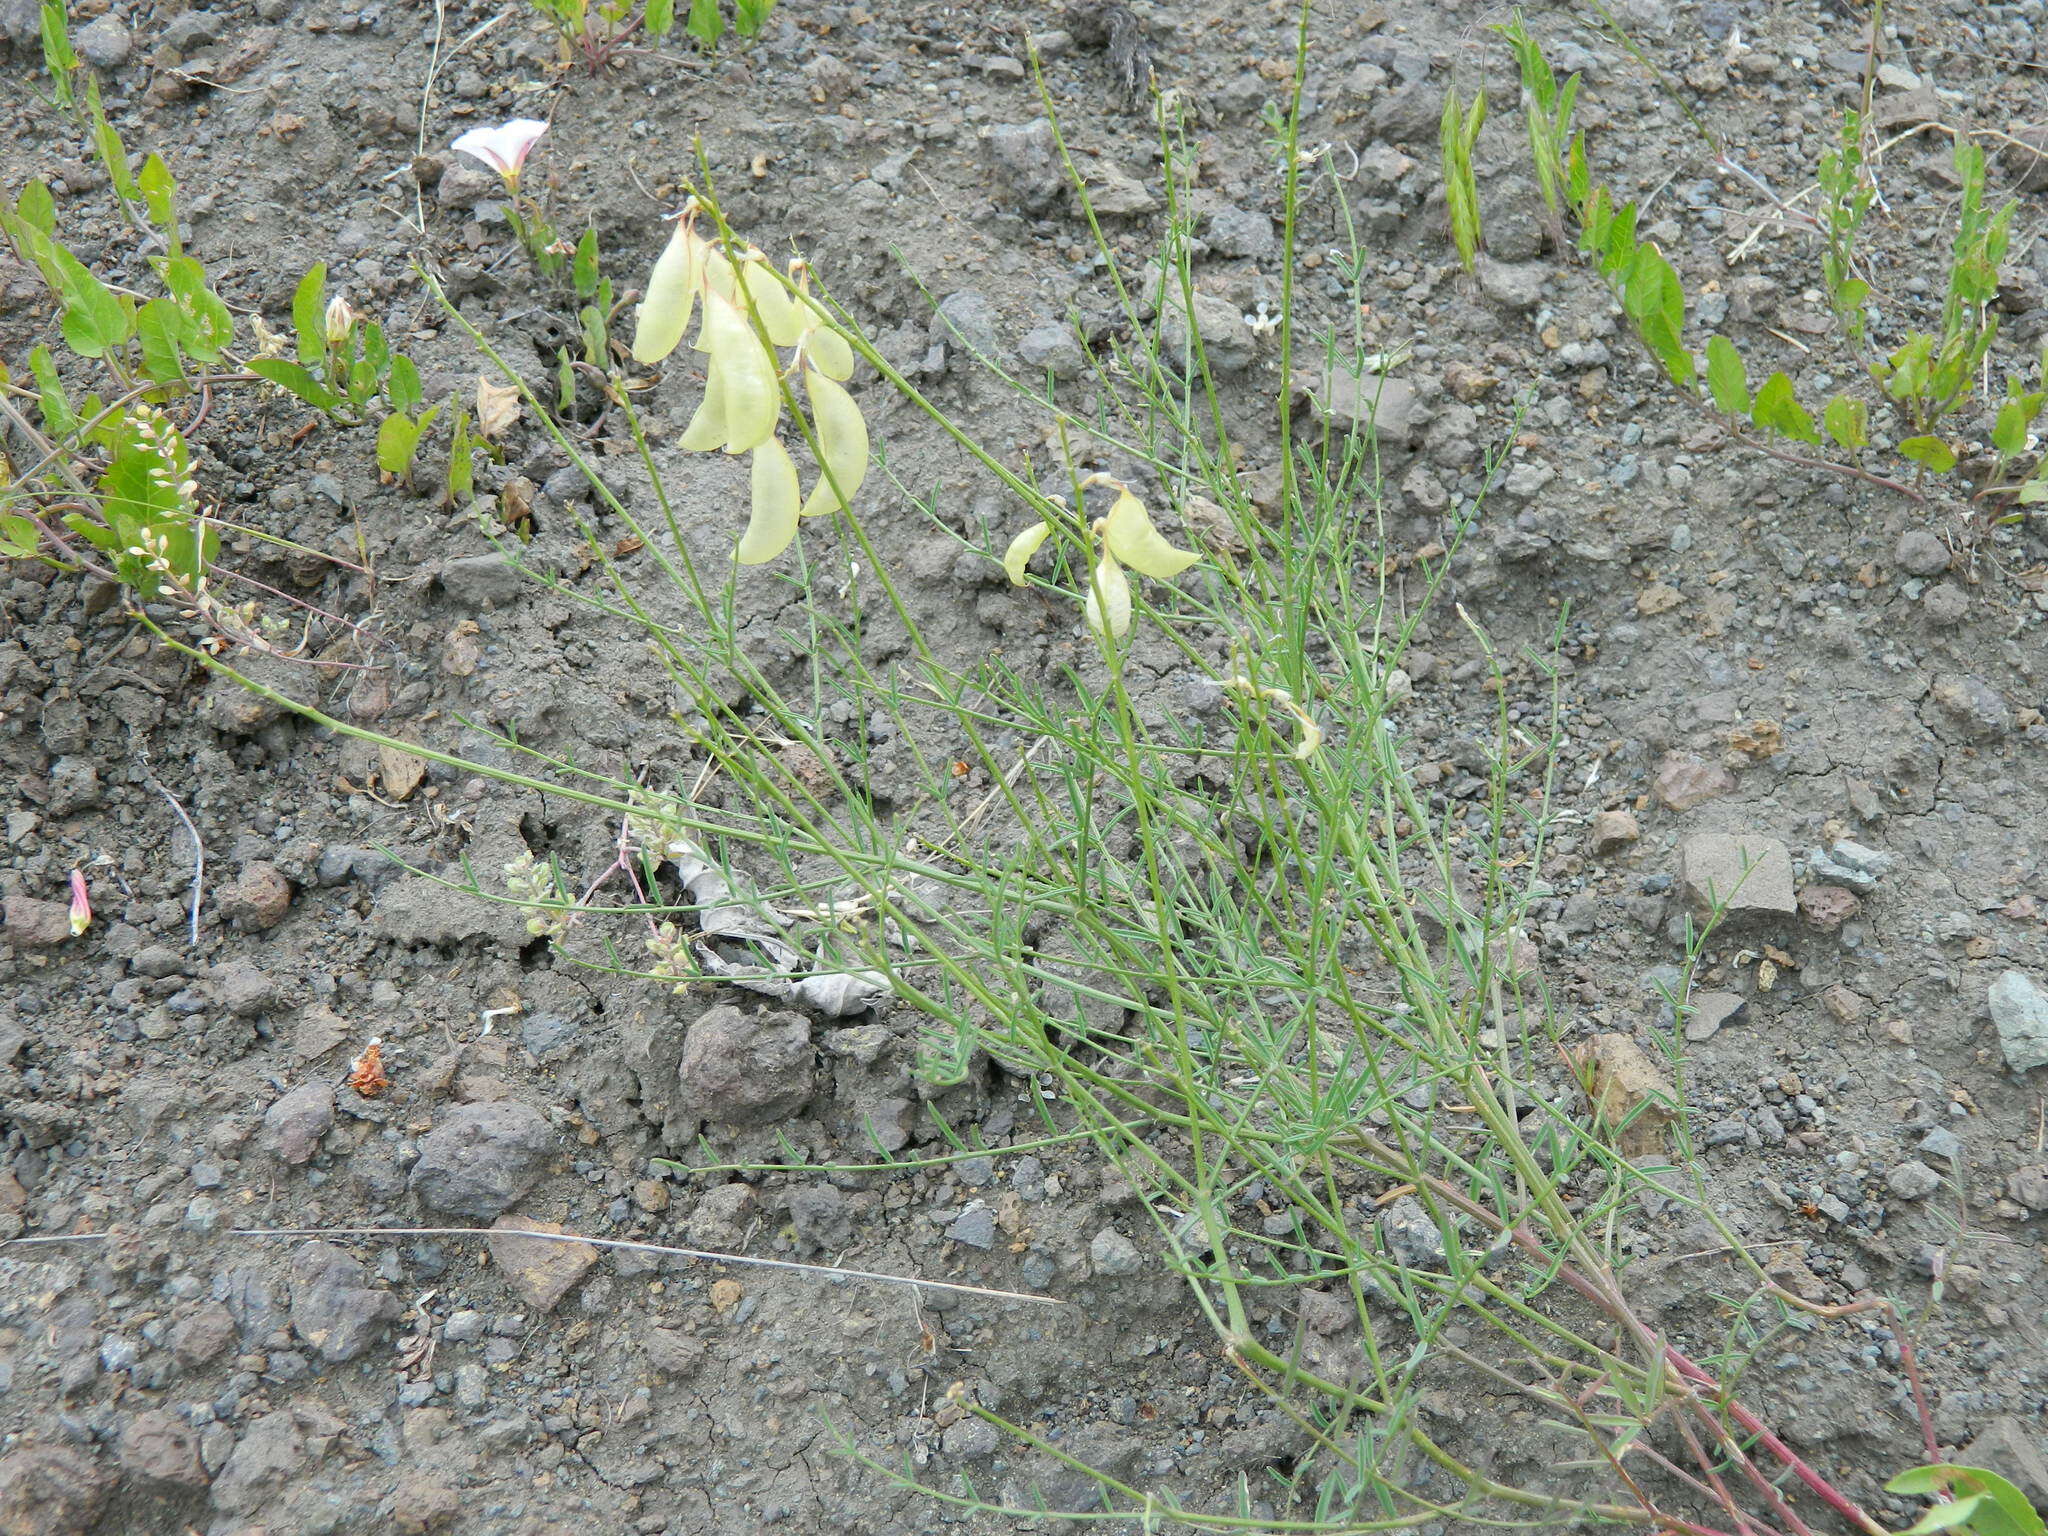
[1479,174,1547,262]
[1205,204,1276,260]
[1921,582,1968,626]
[216,961,280,1016]
[1089,1227,1143,1277]
[409,1100,557,1217]
[258,1080,335,1166]
[1805,840,1893,889]
[436,160,502,210]
[941,1417,1001,1459]
[1079,162,1156,216]
[210,1411,305,1515]
[438,553,524,608]
[1917,1128,1963,1162]
[1371,80,1440,142]
[674,1006,814,1127]
[1988,971,2048,1073]
[2009,1165,2048,1211]
[1159,289,1254,374]
[1885,1160,1942,1200]
[0,0,41,46]
[1475,256,1548,310]
[931,291,1005,363]
[1298,368,1419,446]
[1017,322,1086,379]
[1679,834,1796,918]
[1927,674,2011,741]
[981,118,1063,214]
[1684,991,1746,1042]
[788,1185,854,1250]
[946,1203,997,1250]
[46,756,102,816]
[74,14,132,67]
[289,1241,401,1362]
[1893,528,1949,577]
[442,1309,486,1344]
[1378,1195,1447,1268]
[161,10,225,51]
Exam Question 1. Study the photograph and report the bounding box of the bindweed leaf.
[797,367,867,517]
[250,357,342,413]
[1705,336,1750,416]
[1003,522,1050,585]
[291,263,328,368]
[49,245,131,358]
[1898,435,1958,473]
[1751,372,1819,444]
[1102,488,1199,579]
[738,434,800,564]
[1822,394,1868,451]
[632,218,701,364]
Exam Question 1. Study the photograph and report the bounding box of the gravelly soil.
[3,0,2048,1532]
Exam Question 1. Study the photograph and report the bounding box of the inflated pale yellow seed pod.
[738,256,806,348]
[737,435,800,564]
[1101,488,1199,579]
[631,220,702,365]
[1082,549,1132,641]
[702,291,780,454]
[679,359,727,451]
[1003,522,1050,584]
[797,368,868,518]
[803,320,855,381]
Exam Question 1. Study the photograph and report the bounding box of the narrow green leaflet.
[572,227,602,299]
[1705,336,1750,416]
[1750,372,1818,444]
[291,263,328,368]
[1623,245,1693,393]
[27,346,77,441]
[1822,394,1867,451]
[1897,435,1958,473]
[645,0,675,36]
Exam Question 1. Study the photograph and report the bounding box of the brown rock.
[1821,985,1868,1025]
[1680,834,1796,918]
[1652,753,1735,812]
[487,1219,599,1312]
[674,1006,815,1127]
[119,1409,208,1489]
[641,1325,707,1377]
[258,1080,334,1166]
[209,1411,305,1516]
[169,1301,237,1369]
[219,862,293,931]
[1589,809,1640,854]
[0,1444,111,1536]
[2,894,73,949]
[1571,1034,1677,1157]
[389,1474,461,1534]
[1799,885,1861,931]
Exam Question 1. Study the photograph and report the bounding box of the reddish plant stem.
[1730,432,1928,505]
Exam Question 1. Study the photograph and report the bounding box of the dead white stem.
[4,1224,1065,1306]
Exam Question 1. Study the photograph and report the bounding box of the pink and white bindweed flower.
[451,119,550,189]
[68,869,91,937]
